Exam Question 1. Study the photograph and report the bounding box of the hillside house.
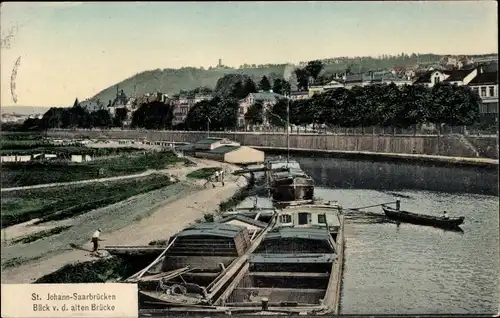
[307,79,345,97]
[238,92,284,127]
[79,100,105,112]
[468,71,498,120]
[171,94,212,126]
[290,90,310,101]
[413,68,478,87]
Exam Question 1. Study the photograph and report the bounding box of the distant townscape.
[6,53,499,134]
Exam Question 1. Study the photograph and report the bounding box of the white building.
[468,71,498,117]
[413,68,478,87]
[238,91,284,127]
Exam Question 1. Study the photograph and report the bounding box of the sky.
[1,1,497,107]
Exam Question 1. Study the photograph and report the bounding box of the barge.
[265,158,315,204]
[129,221,275,308]
[213,201,344,315]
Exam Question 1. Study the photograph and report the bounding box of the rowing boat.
[382,205,465,229]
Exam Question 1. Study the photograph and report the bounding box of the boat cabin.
[277,203,342,235]
[265,158,301,171]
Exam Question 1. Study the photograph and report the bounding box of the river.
[237,156,499,315]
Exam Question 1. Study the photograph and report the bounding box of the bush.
[186,167,219,179]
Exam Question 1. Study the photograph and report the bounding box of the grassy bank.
[2,256,43,270]
[33,257,138,283]
[186,167,219,179]
[1,174,175,228]
[11,226,73,245]
[1,151,183,188]
[218,184,253,212]
[0,144,141,156]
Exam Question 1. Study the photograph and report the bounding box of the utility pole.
[207,117,211,138]
[286,92,290,167]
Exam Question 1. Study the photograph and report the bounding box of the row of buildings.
[78,62,498,129]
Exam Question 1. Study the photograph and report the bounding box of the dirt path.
[1,158,248,284]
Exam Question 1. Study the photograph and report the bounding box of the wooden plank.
[236,287,326,293]
[126,237,177,282]
[181,272,220,278]
[320,214,344,315]
[248,272,330,278]
[210,216,279,305]
[139,266,193,282]
[173,242,235,247]
[218,263,250,306]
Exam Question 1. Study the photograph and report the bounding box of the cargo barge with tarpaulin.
[121,220,275,308]
[138,201,345,315]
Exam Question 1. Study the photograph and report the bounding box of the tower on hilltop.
[218,58,222,67]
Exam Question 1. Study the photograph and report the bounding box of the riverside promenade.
[46,129,499,166]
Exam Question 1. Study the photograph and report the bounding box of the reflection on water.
[236,157,499,315]
[298,157,498,196]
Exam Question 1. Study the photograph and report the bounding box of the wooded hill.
[89,53,497,105]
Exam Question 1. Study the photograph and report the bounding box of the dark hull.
[271,182,314,202]
[382,206,465,229]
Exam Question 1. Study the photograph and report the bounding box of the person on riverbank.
[91,229,103,253]
[442,211,449,219]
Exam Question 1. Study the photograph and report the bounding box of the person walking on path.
[214,170,220,182]
[91,228,103,253]
[220,169,225,186]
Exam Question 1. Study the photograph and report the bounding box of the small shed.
[195,145,264,164]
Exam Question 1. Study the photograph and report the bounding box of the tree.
[243,78,258,96]
[427,83,455,133]
[305,60,324,81]
[230,81,246,99]
[113,108,128,127]
[266,99,288,127]
[244,102,264,126]
[131,101,173,129]
[72,98,80,108]
[259,76,271,91]
[90,109,113,128]
[443,85,481,127]
[294,68,309,91]
[184,97,239,131]
[272,79,284,95]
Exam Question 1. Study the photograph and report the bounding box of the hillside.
[91,66,287,104]
[90,53,497,103]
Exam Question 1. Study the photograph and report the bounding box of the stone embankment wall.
[46,129,499,159]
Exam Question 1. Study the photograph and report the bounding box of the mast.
[286,92,290,167]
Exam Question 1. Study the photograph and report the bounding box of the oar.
[347,201,398,211]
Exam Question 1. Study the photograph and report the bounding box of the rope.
[347,201,398,211]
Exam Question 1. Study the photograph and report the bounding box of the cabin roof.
[195,137,225,145]
[250,253,337,264]
[207,145,241,154]
[264,227,331,241]
[219,214,268,228]
[175,223,243,238]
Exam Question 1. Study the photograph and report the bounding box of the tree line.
[255,83,482,132]
[18,74,482,133]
